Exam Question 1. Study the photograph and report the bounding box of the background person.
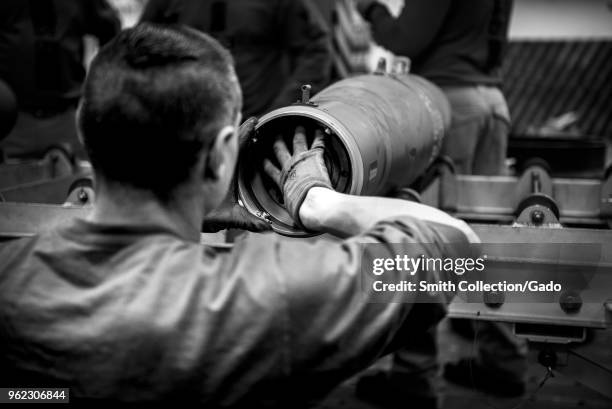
[357,0,513,175]
[354,1,526,407]
[0,0,121,159]
[140,0,333,119]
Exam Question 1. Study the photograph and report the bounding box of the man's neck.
[88,182,204,243]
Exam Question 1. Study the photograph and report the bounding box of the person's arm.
[264,127,479,243]
[300,187,479,243]
[270,0,332,109]
[357,0,451,58]
[84,0,121,45]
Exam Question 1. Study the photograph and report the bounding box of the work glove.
[263,126,332,228]
[202,117,273,233]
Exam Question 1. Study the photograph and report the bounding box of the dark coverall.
[0,0,120,159]
[141,0,332,119]
[360,0,525,399]
[0,216,470,406]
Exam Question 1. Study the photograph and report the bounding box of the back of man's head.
[78,23,241,199]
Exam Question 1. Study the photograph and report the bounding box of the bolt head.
[77,188,88,204]
[484,290,505,308]
[560,290,582,313]
[531,209,545,225]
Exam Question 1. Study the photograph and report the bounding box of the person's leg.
[442,87,526,396]
[390,326,439,398]
[444,320,528,397]
[356,303,445,409]
[440,86,488,175]
[475,320,528,377]
[472,86,510,176]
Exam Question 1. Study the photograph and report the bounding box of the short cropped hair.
[78,24,241,198]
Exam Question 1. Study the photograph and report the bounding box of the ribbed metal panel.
[503,40,612,138]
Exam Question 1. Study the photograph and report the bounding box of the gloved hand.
[263,126,332,227]
[202,117,273,233]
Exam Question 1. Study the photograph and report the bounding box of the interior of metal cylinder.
[238,115,352,236]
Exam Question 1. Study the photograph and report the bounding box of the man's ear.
[204,125,237,181]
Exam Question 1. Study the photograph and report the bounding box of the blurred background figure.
[353,2,526,408]
[0,0,121,160]
[140,0,333,119]
[107,0,148,27]
[357,0,513,176]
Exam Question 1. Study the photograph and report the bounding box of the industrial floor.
[315,319,612,409]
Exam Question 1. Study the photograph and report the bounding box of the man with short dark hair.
[0,24,477,406]
[79,24,242,202]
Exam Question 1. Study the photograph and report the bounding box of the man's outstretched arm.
[264,126,478,243]
[300,187,479,243]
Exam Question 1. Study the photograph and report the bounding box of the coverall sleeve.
[274,216,472,396]
[365,0,451,58]
[270,0,332,109]
[84,0,122,45]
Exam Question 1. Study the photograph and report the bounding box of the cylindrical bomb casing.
[237,73,451,237]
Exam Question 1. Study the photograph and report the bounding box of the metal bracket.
[374,58,387,75]
[515,163,553,201]
[391,56,411,76]
[515,194,561,227]
[293,84,318,107]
